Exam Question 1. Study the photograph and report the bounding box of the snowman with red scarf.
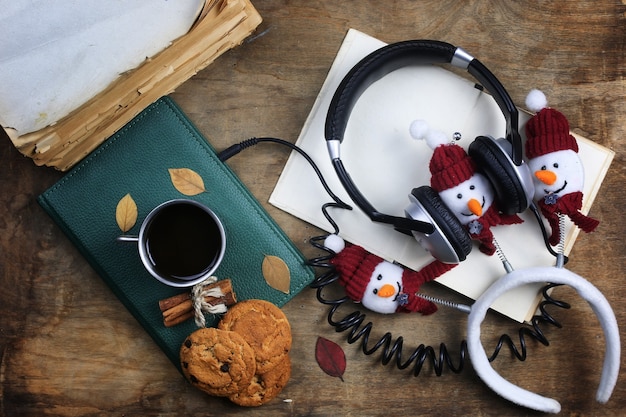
[524,90,599,246]
[409,120,523,256]
[324,233,447,315]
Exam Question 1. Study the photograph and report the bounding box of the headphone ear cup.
[468,136,532,215]
[407,186,473,263]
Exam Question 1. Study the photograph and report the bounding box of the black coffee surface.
[146,203,221,279]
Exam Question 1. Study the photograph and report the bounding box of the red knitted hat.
[429,143,476,192]
[330,244,382,303]
[525,107,578,159]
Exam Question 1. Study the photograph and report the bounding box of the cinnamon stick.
[159,292,193,312]
[159,279,236,327]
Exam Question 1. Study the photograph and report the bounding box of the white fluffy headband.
[466,266,620,413]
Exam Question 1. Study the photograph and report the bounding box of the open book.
[269,29,614,322]
[2,0,261,171]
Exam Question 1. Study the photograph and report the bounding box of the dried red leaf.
[315,336,346,381]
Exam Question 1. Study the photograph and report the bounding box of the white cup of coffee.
[117,199,226,287]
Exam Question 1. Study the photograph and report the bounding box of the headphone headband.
[326,40,456,145]
[326,40,521,161]
[325,40,522,235]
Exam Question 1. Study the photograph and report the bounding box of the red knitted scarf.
[467,205,523,256]
[538,191,600,246]
[398,259,456,314]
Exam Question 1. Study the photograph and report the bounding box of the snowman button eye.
[470,185,475,190]
[373,288,378,294]
[553,162,559,168]
[376,274,383,281]
[457,193,463,199]
[541,165,547,170]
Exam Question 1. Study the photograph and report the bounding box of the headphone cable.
[218,136,352,234]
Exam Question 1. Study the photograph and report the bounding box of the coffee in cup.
[117,199,226,287]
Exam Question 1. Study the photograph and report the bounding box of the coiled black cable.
[220,137,572,376]
[308,234,571,376]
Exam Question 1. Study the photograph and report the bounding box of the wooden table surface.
[1,1,625,416]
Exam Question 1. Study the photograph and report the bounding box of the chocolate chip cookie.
[218,299,292,374]
[180,327,256,397]
[229,354,292,407]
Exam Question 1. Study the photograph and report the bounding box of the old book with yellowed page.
[1,0,262,171]
[269,29,614,323]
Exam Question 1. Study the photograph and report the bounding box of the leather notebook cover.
[38,96,314,372]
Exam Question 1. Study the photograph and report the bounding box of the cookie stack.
[180,299,292,406]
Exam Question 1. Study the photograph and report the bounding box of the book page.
[269,29,614,322]
[0,0,205,135]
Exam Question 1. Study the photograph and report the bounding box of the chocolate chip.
[220,363,230,373]
[184,339,192,348]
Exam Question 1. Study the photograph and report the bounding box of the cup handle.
[116,235,139,243]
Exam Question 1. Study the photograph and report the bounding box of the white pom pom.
[410,119,449,150]
[425,129,448,150]
[525,89,548,113]
[409,119,430,140]
[324,234,345,254]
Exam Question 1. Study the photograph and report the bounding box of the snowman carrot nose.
[468,198,483,216]
[535,170,557,185]
[377,284,396,298]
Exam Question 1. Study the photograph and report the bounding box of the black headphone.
[325,40,534,264]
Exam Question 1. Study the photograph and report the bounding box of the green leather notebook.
[38,96,314,372]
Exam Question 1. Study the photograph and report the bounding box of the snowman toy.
[524,90,600,246]
[324,234,454,315]
[410,120,523,256]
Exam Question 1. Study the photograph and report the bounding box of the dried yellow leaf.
[116,193,137,233]
[262,255,291,294]
[168,168,206,196]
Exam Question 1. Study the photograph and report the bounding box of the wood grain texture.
[1,1,625,416]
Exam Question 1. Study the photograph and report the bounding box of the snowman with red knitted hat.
[409,120,523,256]
[324,234,451,315]
[524,90,599,246]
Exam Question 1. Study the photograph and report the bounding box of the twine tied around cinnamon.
[158,278,236,327]
[191,276,228,327]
